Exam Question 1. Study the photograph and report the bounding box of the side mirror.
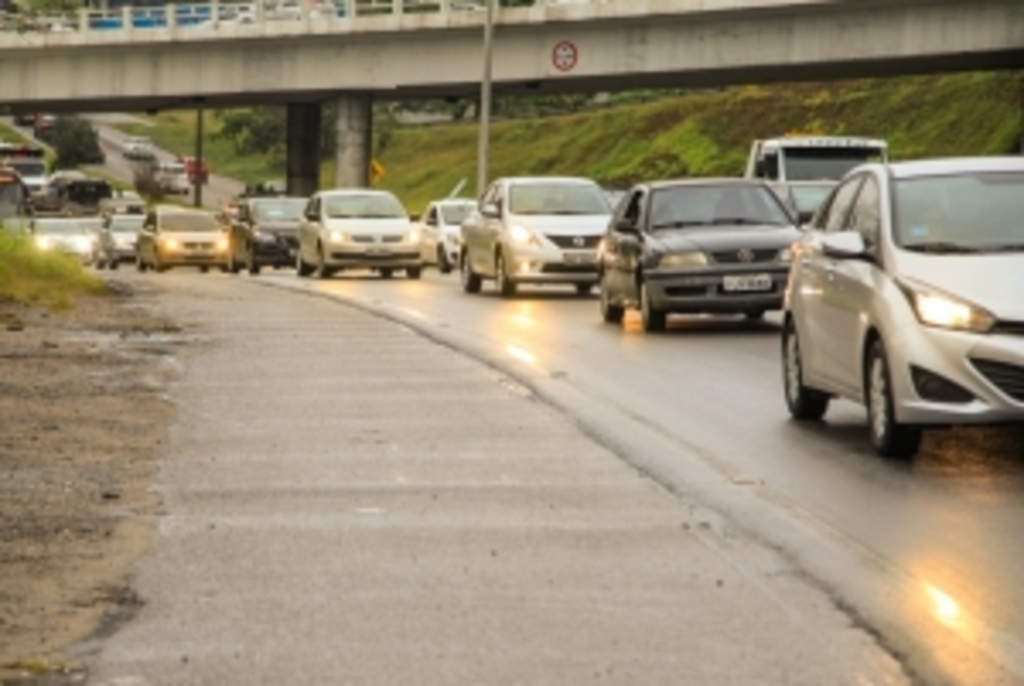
[481,203,500,218]
[615,218,639,234]
[822,232,869,259]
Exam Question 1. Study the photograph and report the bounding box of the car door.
[823,173,885,393]
[792,175,864,389]
[604,188,645,304]
[464,184,498,277]
[421,204,439,262]
[299,195,320,262]
[481,183,508,278]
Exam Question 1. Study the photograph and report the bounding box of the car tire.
[495,253,516,298]
[136,254,147,273]
[782,318,830,421]
[109,259,119,271]
[866,338,923,458]
[437,246,453,274]
[575,283,594,296]
[228,251,242,274]
[407,266,422,280]
[315,245,332,279]
[379,268,394,279]
[247,249,260,275]
[296,247,314,277]
[460,252,482,294]
[154,251,168,273]
[639,280,666,332]
[599,275,624,324]
[199,266,209,274]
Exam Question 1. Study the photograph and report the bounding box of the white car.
[296,189,422,279]
[418,198,475,274]
[782,156,1024,457]
[155,161,191,195]
[30,217,96,263]
[121,136,154,160]
[459,176,612,297]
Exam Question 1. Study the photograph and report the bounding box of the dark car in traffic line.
[597,178,801,332]
[226,196,307,274]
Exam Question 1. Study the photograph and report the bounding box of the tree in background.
[51,115,104,169]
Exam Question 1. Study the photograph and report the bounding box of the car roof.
[640,177,773,191]
[881,156,1024,179]
[500,176,598,185]
[319,189,397,198]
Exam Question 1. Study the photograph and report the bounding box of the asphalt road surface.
[84,267,1024,686]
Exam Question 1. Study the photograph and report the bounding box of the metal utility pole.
[475,0,496,199]
[193,106,204,208]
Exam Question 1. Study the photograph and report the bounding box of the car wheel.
[437,246,452,274]
[136,253,147,273]
[495,253,516,298]
[199,266,209,273]
[782,318,830,421]
[315,245,332,279]
[109,259,119,271]
[154,251,168,273]
[639,280,666,332]
[460,252,482,294]
[407,266,422,280]
[228,250,241,274]
[379,268,393,279]
[296,247,314,277]
[866,338,923,458]
[599,274,624,324]
[247,248,260,275]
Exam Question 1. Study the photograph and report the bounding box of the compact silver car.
[782,157,1024,457]
[296,189,422,279]
[418,198,475,274]
[460,176,612,297]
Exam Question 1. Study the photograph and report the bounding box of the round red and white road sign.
[552,40,578,72]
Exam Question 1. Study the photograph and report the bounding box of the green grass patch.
[117,111,281,185]
[0,231,106,308]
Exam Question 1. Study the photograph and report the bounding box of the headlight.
[215,237,229,252]
[161,238,180,251]
[329,230,347,243]
[901,282,995,334]
[406,228,421,244]
[658,251,708,268]
[778,247,793,263]
[508,224,539,247]
[35,236,52,250]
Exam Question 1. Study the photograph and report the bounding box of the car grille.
[992,320,1024,336]
[183,242,214,250]
[350,235,404,244]
[711,249,779,264]
[541,263,597,274]
[545,235,602,249]
[381,235,404,244]
[970,358,1024,402]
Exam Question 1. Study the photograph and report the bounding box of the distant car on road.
[94,211,145,270]
[598,178,800,331]
[154,160,191,195]
[459,176,612,297]
[121,136,155,160]
[136,206,229,273]
[226,195,306,274]
[417,198,474,274]
[296,189,422,279]
[29,217,96,263]
[782,156,1024,458]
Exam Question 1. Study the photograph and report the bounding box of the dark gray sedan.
[597,179,801,332]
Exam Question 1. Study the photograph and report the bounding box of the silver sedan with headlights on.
[782,157,1024,458]
[296,189,422,279]
[598,179,800,332]
[29,217,97,263]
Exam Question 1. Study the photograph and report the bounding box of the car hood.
[255,221,300,234]
[649,225,800,253]
[323,217,411,235]
[510,213,610,236]
[897,251,1024,321]
[160,231,224,242]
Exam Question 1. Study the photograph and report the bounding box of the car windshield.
[783,147,886,181]
[894,172,1024,252]
[508,182,610,215]
[440,204,473,225]
[68,183,112,204]
[9,161,46,177]
[110,215,144,233]
[789,185,833,215]
[160,212,221,232]
[35,219,86,235]
[162,163,185,174]
[649,185,793,229]
[324,193,405,219]
[253,199,306,221]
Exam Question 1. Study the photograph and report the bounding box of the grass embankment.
[0,233,105,308]
[113,71,1022,211]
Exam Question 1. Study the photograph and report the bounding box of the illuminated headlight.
[777,247,793,263]
[658,251,708,268]
[35,236,52,250]
[405,227,421,244]
[508,224,539,247]
[72,236,94,250]
[901,282,995,334]
[161,238,180,251]
[329,230,348,243]
[215,237,229,252]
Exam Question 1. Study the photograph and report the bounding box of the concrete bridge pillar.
[285,102,322,197]
[333,93,372,188]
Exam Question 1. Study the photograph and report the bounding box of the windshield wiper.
[903,241,980,254]
[651,220,708,229]
[711,217,785,226]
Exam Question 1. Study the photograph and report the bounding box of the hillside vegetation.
[118,71,1021,211]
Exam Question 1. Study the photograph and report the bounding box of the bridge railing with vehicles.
[0,0,597,35]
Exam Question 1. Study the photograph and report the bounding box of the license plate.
[723,274,773,292]
[565,252,596,265]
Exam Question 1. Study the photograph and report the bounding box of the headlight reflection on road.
[926,584,961,626]
[506,344,537,366]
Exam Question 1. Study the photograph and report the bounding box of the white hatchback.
[782,157,1024,457]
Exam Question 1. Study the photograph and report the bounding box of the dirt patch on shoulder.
[0,282,179,683]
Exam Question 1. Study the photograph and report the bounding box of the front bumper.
[325,241,422,269]
[253,236,298,267]
[887,322,1024,426]
[645,264,790,313]
[505,244,599,285]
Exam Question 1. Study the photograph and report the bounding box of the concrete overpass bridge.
[2,0,1021,191]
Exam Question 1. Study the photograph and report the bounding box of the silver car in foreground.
[782,157,1024,457]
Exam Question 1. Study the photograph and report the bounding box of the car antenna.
[447,178,467,199]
